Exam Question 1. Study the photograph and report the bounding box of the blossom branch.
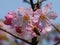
[0,28,31,44]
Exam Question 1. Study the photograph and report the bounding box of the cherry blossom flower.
[9,7,41,38]
[4,2,57,38]
[39,2,57,33]
[4,11,16,25]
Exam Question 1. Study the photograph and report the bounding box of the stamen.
[40,14,46,20]
[23,14,30,22]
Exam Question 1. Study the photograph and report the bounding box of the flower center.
[23,14,30,22]
[40,14,46,20]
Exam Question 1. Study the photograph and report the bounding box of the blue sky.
[0,0,60,23]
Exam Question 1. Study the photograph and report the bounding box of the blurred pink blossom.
[4,2,57,38]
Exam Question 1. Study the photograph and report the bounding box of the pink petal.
[31,32,37,37]
[42,2,52,14]
[5,11,16,20]
[8,11,16,15]
[17,7,25,13]
[36,9,42,15]
[41,29,47,35]
[45,25,52,32]
[12,17,23,26]
[47,11,57,20]
[25,7,33,15]
[17,7,25,15]
[0,22,4,27]
[5,14,14,20]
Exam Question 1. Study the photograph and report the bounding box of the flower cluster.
[4,2,57,39]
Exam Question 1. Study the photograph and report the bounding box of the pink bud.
[5,14,14,20]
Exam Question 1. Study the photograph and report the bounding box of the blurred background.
[0,0,60,45]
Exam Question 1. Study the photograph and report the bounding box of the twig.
[31,37,38,45]
[30,0,35,11]
[0,28,31,44]
[54,41,60,45]
[23,0,30,4]
[51,23,60,33]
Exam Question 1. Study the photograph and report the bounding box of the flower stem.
[0,28,31,44]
